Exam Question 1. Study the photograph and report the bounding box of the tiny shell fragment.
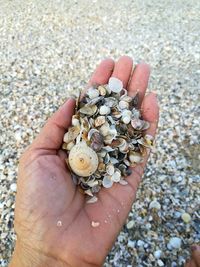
[91,221,100,227]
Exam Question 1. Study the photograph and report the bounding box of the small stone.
[149,200,161,210]
[137,240,145,247]
[10,183,17,192]
[126,220,134,229]
[168,237,182,249]
[157,259,164,266]
[181,213,191,223]
[154,250,162,259]
[91,221,100,228]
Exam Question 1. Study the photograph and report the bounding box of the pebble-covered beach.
[0,0,200,266]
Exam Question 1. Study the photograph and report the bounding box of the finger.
[32,98,76,152]
[184,259,198,267]
[81,58,114,98]
[128,63,150,107]
[111,56,133,88]
[89,58,115,86]
[98,93,159,230]
[126,92,159,188]
[191,245,200,266]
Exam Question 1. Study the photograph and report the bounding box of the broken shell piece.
[88,128,99,140]
[119,100,129,110]
[111,170,121,182]
[87,88,99,99]
[122,115,131,124]
[87,196,98,204]
[98,85,107,96]
[102,176,113,188]
[106,163,115,175]
[91,221,100,227]
[63,126,80,143]
[108,77,123,93]
[144,134,154,146]
[85,189,93,197]
[94,116,106,127]
[104,97,118,107]
[72,115,80,127]
[120,95,133,102]
[90,132,104,151]
[65,141,75,150]
[129,151,143,164]
[68,142,99,177]
[98,162,106,172]
[119,179,128,185]
[99,122,110,136]
[99,105,111,115]
[79,105,97,116]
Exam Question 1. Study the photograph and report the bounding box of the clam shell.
[122,115,131,124]
[120,95,133,102]
[94,116,106,127]
[79,105,97,116]
[102,176,113,188]
[99,122,110,136]
[88,129,99,140]
[98,162,106,172]
[86,96,104,105]
[111,170,121,182]
[119,100,129,110]
[106,163,115,175]
[129,151,143,164]
[104,97,118,107]
[68,142,99,177]
[99,105,111,115]
[87,88,99,99]
[98,85,107,96]
[63,126,80,143]
[108,77,123,93]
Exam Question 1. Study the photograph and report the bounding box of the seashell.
[108,77,123,93]
[131,118,144,130]
[102,176,113,188]
[118,138,129,153]
[120,95,133,102]
[87,88,99,99]
[87,180,99,187]
[104,97,118,107]
[86,96,104,105]
[85,189,93,196]
[99,121,110,136]
[112,110,122,119]
[119,100,129,110]
[122,109,132,118]
[94,116,106,127]
[63,126,80,143]
[104,153,110,164]
[98,162,106,172]
[129,151,143,164]
[65,141,75,150]
[88,129,99,140]
[122,115,131,124]
[111,169,121,182]
[68,141,99,177]
[90,132,104,151]
[118,164,132,176]
[72,115,80,127]
[86,196,98,203]
[99,105,111,115]
[106,163,115,175]
[104,134,116,145]
[107,115,116,125]
[79,105,97,116]
[91,185,101,193]
[98,85,107,96]
[119,179,128,185]
[144,134,154,146]
[131,108,140,119]
[110,157,119,164]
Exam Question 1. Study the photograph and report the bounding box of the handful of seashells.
[62,77,153,203]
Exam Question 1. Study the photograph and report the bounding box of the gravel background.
[0,0,200,266]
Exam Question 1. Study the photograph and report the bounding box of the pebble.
[168,237,182,250]
[10,183,17,192]
[154,250,162,259]
[91,221,100,228]
[137,240,145,247]
[126,220,134,229]
[181,213,191,223]
[149,200,161,210]
[157,259,164,266]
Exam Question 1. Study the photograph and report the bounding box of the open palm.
[11,56,159,267]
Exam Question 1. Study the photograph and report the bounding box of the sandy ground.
[0,0,200,266]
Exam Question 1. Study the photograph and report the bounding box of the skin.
[9,56,198,267]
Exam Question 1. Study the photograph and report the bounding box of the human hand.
[9,56,159,267]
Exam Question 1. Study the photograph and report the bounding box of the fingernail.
[191,245,198,251]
